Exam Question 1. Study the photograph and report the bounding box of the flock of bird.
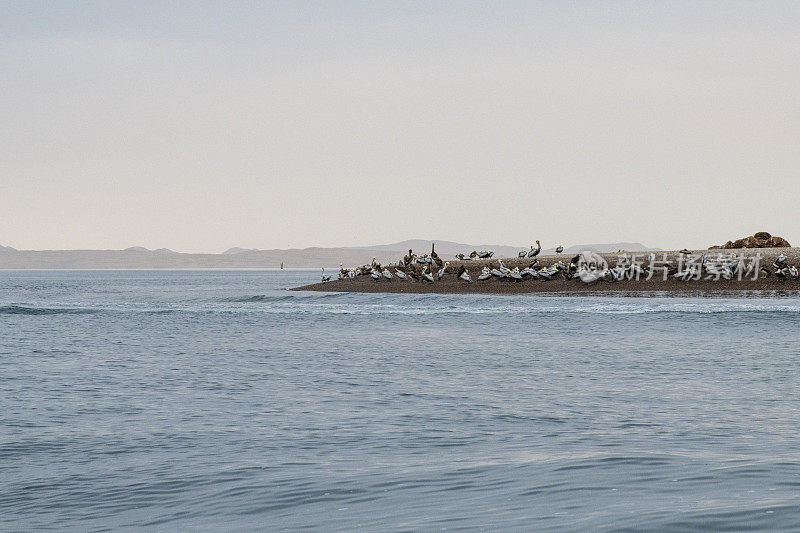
[322,244,796,285]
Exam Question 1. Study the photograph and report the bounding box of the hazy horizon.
[3,1,800,253]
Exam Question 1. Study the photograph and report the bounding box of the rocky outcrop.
[710,232,791,249]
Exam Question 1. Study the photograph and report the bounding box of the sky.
[2,1,799,252]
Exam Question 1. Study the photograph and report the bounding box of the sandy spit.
[293,248,800,295]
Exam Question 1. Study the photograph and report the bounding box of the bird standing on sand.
[431,243,443,268]
[478,266,492,281]
[382,268,393,280]
[321,268,331,282]
[457,265,471,282]
[422,265,435,283]
[437,261,449,281]
[371,268,381,281]
[403,249,415,267]
[555,245,564,254]
[528,240,541,258]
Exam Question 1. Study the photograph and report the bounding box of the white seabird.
[437,262,449,281]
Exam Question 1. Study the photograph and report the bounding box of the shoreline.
[293,248,800,295]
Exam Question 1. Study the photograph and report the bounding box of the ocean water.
[3,270,800,532]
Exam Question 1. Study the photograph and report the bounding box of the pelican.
[555,245,564,254]
[497,259,511,277]
[457,265,471,282]
[371,257,381,270]
[509,267,523,282]
[371,268,381,281]
[790,266,799,280]
[395,267,407,280]
[431,243,444,268]
[382,268,393,280]
[403,249,415,267]
[518,249,528,258]
[538,266,557,280]
[528,240,541,258]
[478,250,494,259]
[437,261,449,281]
[490,264,504,278]
[348,268,356,279]
[321,268,331,282]
[338,263,348,279]
[520,263,538,278]
[477,267,492,281]
[422,265,435,283]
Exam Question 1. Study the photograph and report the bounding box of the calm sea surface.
[3,270,800,531]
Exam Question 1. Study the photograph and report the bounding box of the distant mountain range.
[0,241,659,269]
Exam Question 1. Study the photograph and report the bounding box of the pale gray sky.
[2,1,799,252]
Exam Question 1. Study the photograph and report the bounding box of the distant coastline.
[0,241,656,270]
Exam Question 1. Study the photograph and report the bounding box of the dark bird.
[528,240,541,258]
[321,268,331,283]
[457,265,471,282]
[555,245,564,254]
[431,243,443,268]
